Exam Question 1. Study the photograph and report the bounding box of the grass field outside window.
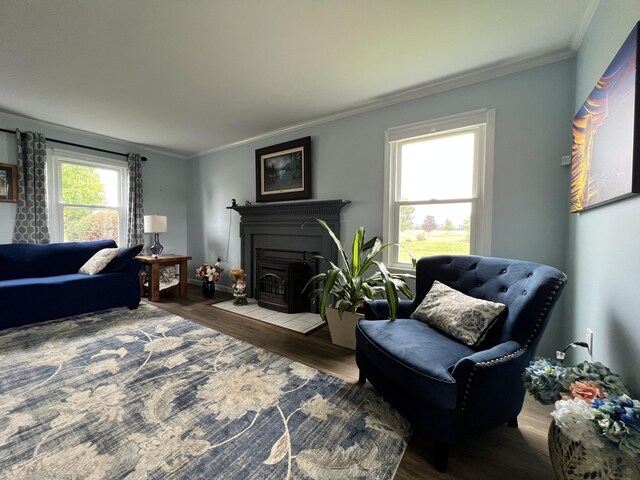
[399,229,470,262]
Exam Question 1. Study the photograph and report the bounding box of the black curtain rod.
[0,127,147,161]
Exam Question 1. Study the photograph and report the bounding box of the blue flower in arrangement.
[591,394,640,459]
[522,358,567,405]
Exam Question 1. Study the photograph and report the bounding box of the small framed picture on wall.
[0,163,18,203]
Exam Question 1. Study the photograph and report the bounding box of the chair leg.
[433,441,449,472]
[357,370,366,385]
[508,417,518,428]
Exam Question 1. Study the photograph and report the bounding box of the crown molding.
[570,0,600,51]
[191,48,577,159]
[0,110,188,160]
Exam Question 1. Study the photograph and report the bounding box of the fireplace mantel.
[231,199,350,298]
[231,199,350,219]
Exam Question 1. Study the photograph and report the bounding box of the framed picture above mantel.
[255,136,311,203]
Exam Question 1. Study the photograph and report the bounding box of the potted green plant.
[305,219,416,349]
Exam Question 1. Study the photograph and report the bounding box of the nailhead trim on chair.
[460,275,566,412]
[460,347,527,411]
[525,278,565,348]
[476,348,526,367]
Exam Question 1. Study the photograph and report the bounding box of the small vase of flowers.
[195,260,223,298]
[523,359,640,479]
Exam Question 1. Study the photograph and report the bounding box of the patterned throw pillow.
[78,248,119,275]
[410,280,506,347]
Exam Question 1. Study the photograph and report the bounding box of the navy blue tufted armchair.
[355,255,566,472]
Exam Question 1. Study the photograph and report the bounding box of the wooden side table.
[136,254,192,302]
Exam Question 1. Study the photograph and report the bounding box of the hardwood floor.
[145,285,556,480]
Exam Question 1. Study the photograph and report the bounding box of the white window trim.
[383,108,495,271]
[47,148,128,245]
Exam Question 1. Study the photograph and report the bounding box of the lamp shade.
[144,215,167,233]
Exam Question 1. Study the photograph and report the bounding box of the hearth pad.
[212,298,325,334]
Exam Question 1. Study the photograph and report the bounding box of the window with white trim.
[383,109,495,269]
[47,149,128,245]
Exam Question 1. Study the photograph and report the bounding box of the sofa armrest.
[452,340,527,385]
[454,341,523,369]
[451,340,529,429]
[363,299,416,320]
[121,259,143,277]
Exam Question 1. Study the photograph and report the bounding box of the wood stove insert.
[255,248,317,313]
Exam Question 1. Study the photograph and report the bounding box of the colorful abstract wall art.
[570,22,640,213]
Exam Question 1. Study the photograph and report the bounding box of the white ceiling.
[0,0,598,158]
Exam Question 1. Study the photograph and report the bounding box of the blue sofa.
[356,255,567,471]
[0,240,141,329]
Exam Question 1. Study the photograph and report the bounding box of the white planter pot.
[326,308,363,350]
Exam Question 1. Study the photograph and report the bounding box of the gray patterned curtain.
[13,130,50,244]
[126,153,144,246]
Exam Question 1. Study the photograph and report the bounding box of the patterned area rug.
[0,304,412,479]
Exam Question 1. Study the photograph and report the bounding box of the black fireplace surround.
[231,200,350,310]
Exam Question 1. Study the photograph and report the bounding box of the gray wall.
[564,1,640,394]
[189,59,575,357]
[0,113,188,255]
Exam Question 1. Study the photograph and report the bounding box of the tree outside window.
[61,164,119,242]
[48,150,127,245]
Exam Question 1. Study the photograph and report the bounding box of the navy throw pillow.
[102,244,143,273]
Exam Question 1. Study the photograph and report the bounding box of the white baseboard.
[188,278,233,294]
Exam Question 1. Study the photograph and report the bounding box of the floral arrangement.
[524,359,640,459]
[195,261,223,282]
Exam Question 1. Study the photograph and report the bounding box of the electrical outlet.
[586,328,593,356]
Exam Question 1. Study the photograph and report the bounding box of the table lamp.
[144,215,167,257]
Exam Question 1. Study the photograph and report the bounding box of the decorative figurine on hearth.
[230,268,248,305]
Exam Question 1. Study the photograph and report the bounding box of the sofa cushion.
[103,244,143,273]
[356,318,474,410]
[1,272,141,329]
[0,244,28,281]
[0,240,117,280]
[79,248,119,275]
[411,280,506,346]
